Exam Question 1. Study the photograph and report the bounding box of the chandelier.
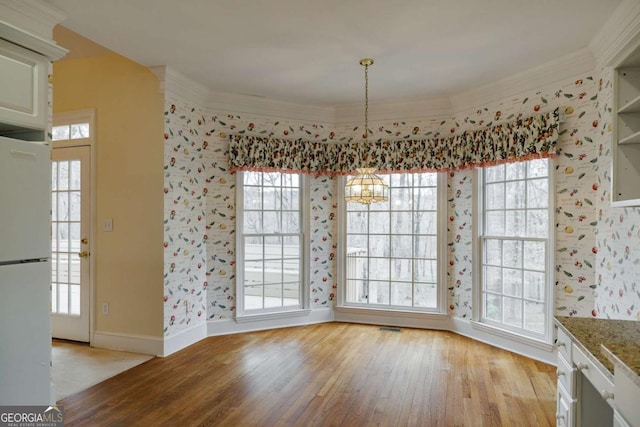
[344,58,389,205]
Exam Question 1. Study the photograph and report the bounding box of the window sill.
[470,320,554,352]
[235,308,311,324]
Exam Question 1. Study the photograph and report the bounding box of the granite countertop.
[555,316,640,386]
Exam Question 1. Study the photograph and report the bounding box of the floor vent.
[378,327,402,333]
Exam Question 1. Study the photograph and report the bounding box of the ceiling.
[47,0,621,107]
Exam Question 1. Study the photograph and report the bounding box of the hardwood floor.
[59,323,557,426]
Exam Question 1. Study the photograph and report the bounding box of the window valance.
[229,108,559,175]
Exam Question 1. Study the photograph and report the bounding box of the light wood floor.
[59,323,557,426]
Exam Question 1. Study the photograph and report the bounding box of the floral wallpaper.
[594,67,640,320]
[163,98,338,336]
[163,68,640,337]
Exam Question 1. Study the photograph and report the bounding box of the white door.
[51,145,91,342]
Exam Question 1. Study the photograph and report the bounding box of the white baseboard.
[334,306,451,330]
[92,330,164,356]
[449,318,556,365]
[208,307,334,337]
[334,307,556,365]
[162,322,208,357]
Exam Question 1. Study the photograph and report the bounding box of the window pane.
[283,211,299,233]
[244,187,262,210]
[484,239,501,266]
[52,125,70,141]
[244,211,262,233]
[369,281,390,304]
[369,212,390,234]
[347,211,368,234]
[523,241,545,271]
[414,259,437,283]
[244,261,263,286]
[505,210,526,237]
[504,297,522,327]
[414,283,437,308]
[505,181,525,209]
[524,301,545,333]
[413,211,437,235]
[485,183,505,209]
[264,284,282,308]
[414,235,437,259]
[502,240,522,268]
[527,178,548,209]
[368,235,389,257]
[245,237,263,260]
[527,210,548,238]
[485,165,504,183]
[524,271,545,302]
[391,282,412,306]
[391,258,412,282]
[505,162,526,180]
[347,234,367,253]
[485,266,502,293]
[503,268,522,297]
[370,258,389,281]
[391,235,412,258]
[283,188,299,210]
[485,211,504,236]
[485,294,501,321]
[70,123,90,139]
[527,159,548,178]
[244,172,262,186]
[263,211,280,233]
[391,211,412,234]
[413,187,437,211]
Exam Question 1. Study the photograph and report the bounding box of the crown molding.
[589,0,640,67]
[334,96,452,126]
[155,47,597,126]
[0,0,65,39]
[151,66,335,123]
[205,90,335,124]
[449,48,595,112]
[0,0,67,60]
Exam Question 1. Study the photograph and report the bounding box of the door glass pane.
[70,123,90,139]
[70,285,81,315]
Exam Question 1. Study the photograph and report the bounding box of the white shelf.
[618,94,640,113]
[618,130,640,145]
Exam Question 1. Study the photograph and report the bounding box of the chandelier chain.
[364,62,369,140]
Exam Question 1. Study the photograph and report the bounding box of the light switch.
[103,218,113,232]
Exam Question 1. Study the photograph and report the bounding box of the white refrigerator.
[0,135,52,405]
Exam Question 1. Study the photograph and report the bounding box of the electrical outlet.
[102,302,109,315]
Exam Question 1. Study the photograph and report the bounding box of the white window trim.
[235,172,309,321]
[472,160,556,345]
[336,172,448,315]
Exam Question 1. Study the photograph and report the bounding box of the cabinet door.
[0,39,47,130]
[557,383,576,427]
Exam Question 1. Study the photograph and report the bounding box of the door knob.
[78,251,90,258]
[81,237,88,244]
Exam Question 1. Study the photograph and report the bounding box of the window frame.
[337,172,448,314]
[473,159,556,344]
[235,171,309,319]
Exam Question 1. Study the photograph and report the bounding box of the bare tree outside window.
[345,172,440,309]
[240,172,302,312]
[481,159,550,337]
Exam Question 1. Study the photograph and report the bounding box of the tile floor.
[52,340,153,401]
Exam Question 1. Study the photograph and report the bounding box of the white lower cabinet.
[556,381,576,427]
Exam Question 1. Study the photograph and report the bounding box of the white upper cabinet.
[0,38,48,131]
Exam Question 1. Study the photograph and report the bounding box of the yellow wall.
[53,29,164,338]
